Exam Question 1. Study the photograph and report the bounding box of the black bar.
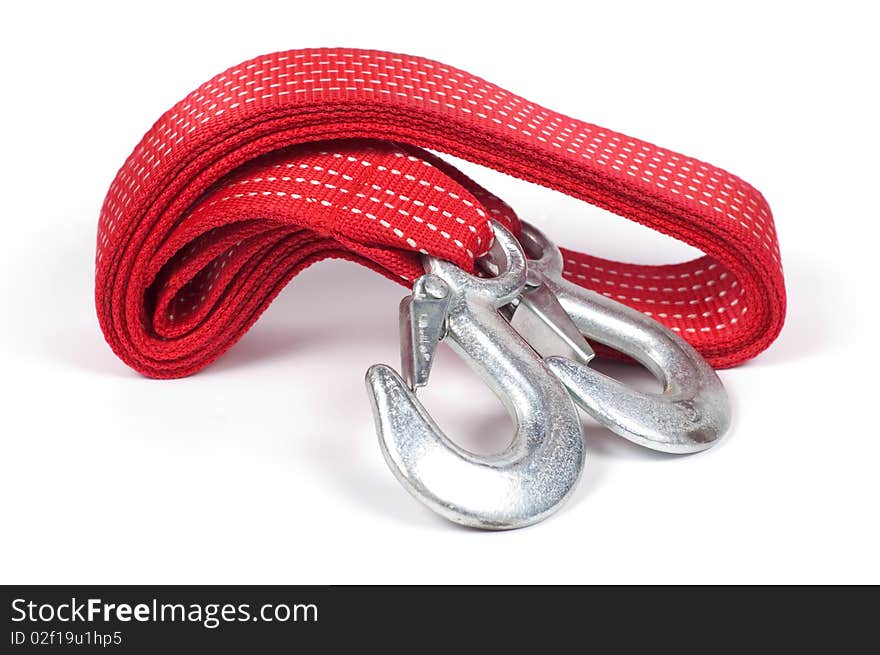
[1,585,874,651]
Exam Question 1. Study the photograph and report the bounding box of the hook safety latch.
[399,275,451,391]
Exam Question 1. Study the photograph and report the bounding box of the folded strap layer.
[96,47,785,378]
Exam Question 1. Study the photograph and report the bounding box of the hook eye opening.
[516,223,547,261]
[517,221,565,277]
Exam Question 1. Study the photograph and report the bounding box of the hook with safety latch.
[365,222,586,530]
[507,221,731,454]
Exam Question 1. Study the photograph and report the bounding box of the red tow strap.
[96,48,785,378]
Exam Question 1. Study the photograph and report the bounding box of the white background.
[1,1,877,584]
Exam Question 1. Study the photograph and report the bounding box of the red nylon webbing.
[96,48,785,378]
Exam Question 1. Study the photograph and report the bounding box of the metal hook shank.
[518,221,731,454]
[365,223,585,529]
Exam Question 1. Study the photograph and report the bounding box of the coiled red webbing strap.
[96,48,785,378]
